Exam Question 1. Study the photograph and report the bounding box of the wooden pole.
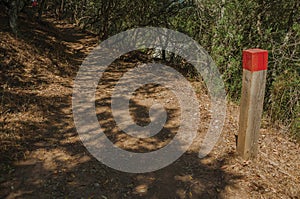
[237,49,268,160]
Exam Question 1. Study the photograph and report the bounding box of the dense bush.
[47,0,300,138]
[176,0,299,138]
[5,0,299,137]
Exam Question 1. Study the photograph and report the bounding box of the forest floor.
[0,11,299,199]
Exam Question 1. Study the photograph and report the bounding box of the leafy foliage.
[3,0,299,137]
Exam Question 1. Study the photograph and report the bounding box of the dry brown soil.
[0,11,299,199]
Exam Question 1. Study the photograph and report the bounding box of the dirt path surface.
[1,13,299,199]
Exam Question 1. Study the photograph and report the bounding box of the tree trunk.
[9,0,18,35]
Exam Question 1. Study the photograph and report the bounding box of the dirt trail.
[0,12,299,199]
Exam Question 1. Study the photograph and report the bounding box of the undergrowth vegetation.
[3,0,300,138]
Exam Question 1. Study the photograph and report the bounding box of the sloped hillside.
[0,11,299,199]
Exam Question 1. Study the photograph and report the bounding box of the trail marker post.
[237,49,268,160]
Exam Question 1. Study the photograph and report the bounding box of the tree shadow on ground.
[0,63,243,198]
[1,11,243,199]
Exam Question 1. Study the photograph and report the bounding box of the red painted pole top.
[243,49,268,72]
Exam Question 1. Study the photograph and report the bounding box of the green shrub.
[268,69,300,138]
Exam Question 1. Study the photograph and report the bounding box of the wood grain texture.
[237,69,267,159]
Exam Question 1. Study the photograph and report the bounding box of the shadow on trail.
[0,11,242,198]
